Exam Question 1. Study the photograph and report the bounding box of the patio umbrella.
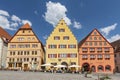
[41,63,53,67]
[69,65,81,68]
[54,65,67,68]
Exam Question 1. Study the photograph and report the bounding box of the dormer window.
[59,28,65,32]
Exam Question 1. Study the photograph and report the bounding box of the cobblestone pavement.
[0,71,95,80]
[0,71,120,80]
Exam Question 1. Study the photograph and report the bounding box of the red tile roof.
[20,23,31,29]
[0,27,11,40]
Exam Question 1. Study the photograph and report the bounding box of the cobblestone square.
[0,71,120,80]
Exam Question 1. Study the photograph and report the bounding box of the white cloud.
[43,35,48,40]
[0,10,9,16]
[22,20,32,26]
[100,23,117,36]
[108,34,120,42]
[0,9,32,30]
[73,21,82,29]
[43,1,71,27]
[10,22,19,28]
[11,15,21,22]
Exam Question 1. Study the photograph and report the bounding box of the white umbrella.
[41,63,53,67]
[54,65,67,68]
[69,65,81,68]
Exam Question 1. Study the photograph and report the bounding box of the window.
[82,48,88,52]
[20,58,22,62]
[48,54,57,58]
[10,51,12,55]
[24,51,26,55]
[59,28,65,32]
[84,42,88,45]
[48,45,57,49]
[82,54,88,59]
[99,42,102,46]
[35,51,37,55]
[94,42,97,46]
[32,44,38,48]
[99,37,102,40]
[97,54,103,59]
[97,48,102,52]
[71,62,76,65]
[105,54,110,59]
[22,30,25,33]
[105,65,111,71]
[18,51,20,55]
[21,51,23,55]
[13,51,15,55]
[25,44,30,48]
[32,51,34,55]
[28,37,31,41]
[18,44,24,48]
[9,58,11,62]
[27,58,29,62]
[35,58,37,61]
[24,58,26,62]
[90,54,96,59]
[70,54,77,58]
[63,36,69,40]
[94,31,97,35]
[90,48,95,52]
[59,54,67,58]
[59,44,66,48]
[54,36,60,40]
[17,58,19,62]
[98,65,104,71]
[68,45,76,48]
[12,58,14,62]
[104,42,107,46]
[104,48,109,52]
[17,37,24,41]
[27,51,29,55]
[94,37,97,40]
[10,45,16,48]
[89,37,92,40]
[89,42,92,46]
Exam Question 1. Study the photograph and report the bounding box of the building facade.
[46,19,78,67]
[78,29,115,73]
[0,27,11,69]
[6,23,45,70]
[111,39,120,73]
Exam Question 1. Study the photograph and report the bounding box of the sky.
[0,0,120,45]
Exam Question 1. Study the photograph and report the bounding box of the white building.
[0,27,11,69]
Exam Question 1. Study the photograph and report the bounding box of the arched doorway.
[61,62,68,70]
[61,62,68,66]
[82,63,90,72]
[91,65,96,72]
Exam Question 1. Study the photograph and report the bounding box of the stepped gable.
[0,27,11,40]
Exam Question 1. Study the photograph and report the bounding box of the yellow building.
[46,19,78,67]
[6,23,45,70]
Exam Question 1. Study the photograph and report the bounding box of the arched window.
[105,65,111,71]
[98,65,104,71]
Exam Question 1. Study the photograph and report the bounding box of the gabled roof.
[0,27,11,40]
[111,39,120,52]
[78,28,112,47]
[20,23,31,29]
